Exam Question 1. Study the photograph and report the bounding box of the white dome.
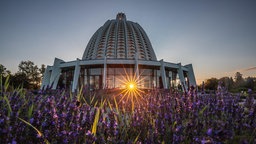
[82,13,157,61]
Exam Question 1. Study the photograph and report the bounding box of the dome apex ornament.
[116,12,126,20]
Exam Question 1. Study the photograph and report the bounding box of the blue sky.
[1,0,256,84]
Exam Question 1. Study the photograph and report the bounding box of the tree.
[10,72,30,89]
[18,60,41,89]
[234,72,244,85]
[0,64,12,91]
[204,78,218,90]
[39,64,46,84]
[0,64,8,76]
[233,72,246,91]
[244,77,255,90]
[39,64,46,76]
[219,77,234,91]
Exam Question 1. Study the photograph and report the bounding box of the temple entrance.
[89,75,102,90]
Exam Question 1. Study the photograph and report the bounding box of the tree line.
[0,61,45,90]
[201,72,256,93]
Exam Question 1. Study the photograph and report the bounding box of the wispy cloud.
[224,66,256,76]
[232,66,256,73]
[243,66,256,72]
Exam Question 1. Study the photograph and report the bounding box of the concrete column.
[103,56,107,89]
[135,52,139,77]
[49,58,64,89]
[185,64,197,87]
[178,63,187,92]
[40,66,51,90]
[72,59,81,92]
[160,59,167,89]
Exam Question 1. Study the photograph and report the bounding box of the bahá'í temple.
[41,13,196,92]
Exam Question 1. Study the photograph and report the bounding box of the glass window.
[115,68,124,75]
[90,68,101,75]
[115,68,133,75]
[84,76,88,86]
[115,76,125,88]
[140,69,153,76]
[90,76,94,85]
[95,76,100,89]
[106,75,114,88]
[107,68,115,75]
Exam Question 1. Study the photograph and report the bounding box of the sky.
[0,0,256,84]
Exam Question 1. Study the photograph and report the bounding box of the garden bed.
[0,88,255,143]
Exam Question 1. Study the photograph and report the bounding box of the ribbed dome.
[82,13,157,61]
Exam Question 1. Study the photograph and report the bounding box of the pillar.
[186,64,197,87]
[178,63,187,92]
[135,52,139,77]
[72,59,81,92]
[49,58,64,89]
[103,56,107,89]
[40,66,51,90]
[160,59,167,89]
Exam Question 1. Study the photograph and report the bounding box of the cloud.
[224,66,256,76]
[232,66,256,73]
[243,66,256,72]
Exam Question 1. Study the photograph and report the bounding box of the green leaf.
[28,104,34,119]
[114,98,120,114]
[18,117,50,144]
[250,127,256,143]
[133,131,141,144]
[108,100,113,111]
[199,106,208,117]
[0,74,2,93]
[92,108,100,136]
[3,95,12,117]
[77,84,83,102]
[172,121,177,129]
[4,74,10,92]
[90,94,95,105]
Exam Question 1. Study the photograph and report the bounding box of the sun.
[116,69,145,110]
[128,82,135,89]
[121,78,140,93]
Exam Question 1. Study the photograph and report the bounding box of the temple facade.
[41,13,196,92]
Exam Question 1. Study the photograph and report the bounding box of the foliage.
[0,64,7,76]
[10,72,30,89]
[0,79,256,143]
[204,77,218,90]
[18,60,41,89]
[0,61,45,90]
[202,72,256,92]
[219,76,234,91]
[234,72,244,84]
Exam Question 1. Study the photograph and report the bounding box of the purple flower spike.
[29,118,34,124]
[207,128,213,136]
[11,139,17,144]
